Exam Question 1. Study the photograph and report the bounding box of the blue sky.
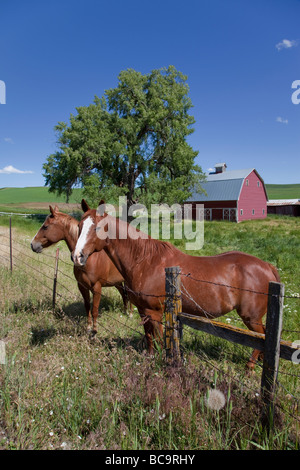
[0,0,299,188]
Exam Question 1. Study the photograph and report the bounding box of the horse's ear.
[81,199,90,213]
[98,199,106,216]
[49,205,59,216]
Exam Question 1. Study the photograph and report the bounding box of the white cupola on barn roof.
[214,163,227,173]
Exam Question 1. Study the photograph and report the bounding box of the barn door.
[223,208,237,221]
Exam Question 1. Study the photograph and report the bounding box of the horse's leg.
[91,283,102,335]
[116,284,134,317]
[247,320,265,370]
[238,307,265,370]
[128,302,134,317]
[77,283,92,331]
[138,308,163,354]
[116,284,129,315]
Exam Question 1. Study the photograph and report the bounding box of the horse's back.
[173,249,280,296]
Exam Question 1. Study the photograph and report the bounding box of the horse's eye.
[42,225,48,231]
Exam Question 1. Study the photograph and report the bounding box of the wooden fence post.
[261,281,285,431]
[52,248,59,309]
[9,217,12,272]
[164,266,182,362]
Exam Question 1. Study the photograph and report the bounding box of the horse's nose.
[71,251,74,262]
[31,240,42,253]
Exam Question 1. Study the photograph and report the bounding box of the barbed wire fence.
[0,220,299,434]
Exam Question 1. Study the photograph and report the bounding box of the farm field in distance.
[0,207,299,450]
[0,183,299,214]
[0,187,83,214]
[265,184,300,200]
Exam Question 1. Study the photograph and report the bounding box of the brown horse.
[72,199,281,369]
[31,205,131,334]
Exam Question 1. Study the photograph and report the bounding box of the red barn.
[187,163,268,222]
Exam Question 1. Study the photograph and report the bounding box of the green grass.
[0,187,83,205]
[0,216,299,450]
[265,184,300,200]
[0,186,83,216]
[0,183,299,214]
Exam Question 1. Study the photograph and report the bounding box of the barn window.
[246,179,249,186]
[257,181,260,187]
[263,209,265,215]
[240,209,243,215]
[252,209,255,215]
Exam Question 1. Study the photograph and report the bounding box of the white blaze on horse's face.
[73,216,94,266]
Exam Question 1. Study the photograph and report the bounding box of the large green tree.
[43,66,205,207]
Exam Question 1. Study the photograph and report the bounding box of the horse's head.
[72,199,108,267]
[31,205,66,252]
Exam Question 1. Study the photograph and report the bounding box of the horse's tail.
[269,263,281,283]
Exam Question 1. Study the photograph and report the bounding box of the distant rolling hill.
[0,187,83,213]
[0,186,83,204]
[265,184,300,200]
[0,184,299,213]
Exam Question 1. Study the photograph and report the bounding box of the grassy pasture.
[0,186,83,205]
[0,215,299,450]
[0,183,299,214]
[266,184,300,200]
[0,187,83,214]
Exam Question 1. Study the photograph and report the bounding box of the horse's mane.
[57,212,79,241]
[115,216,178,264]
[133,237,176,264]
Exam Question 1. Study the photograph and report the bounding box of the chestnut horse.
[73,199,281,369]
[31,205,131,334]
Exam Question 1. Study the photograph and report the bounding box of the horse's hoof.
[245,362,256,375]
[89,330,97,340]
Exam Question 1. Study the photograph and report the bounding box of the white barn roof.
[187,168,266,202]
[267,199,300,206]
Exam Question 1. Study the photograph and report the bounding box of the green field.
[265,184,300,200]
[0,184,299,213]
[0,187,83,206]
